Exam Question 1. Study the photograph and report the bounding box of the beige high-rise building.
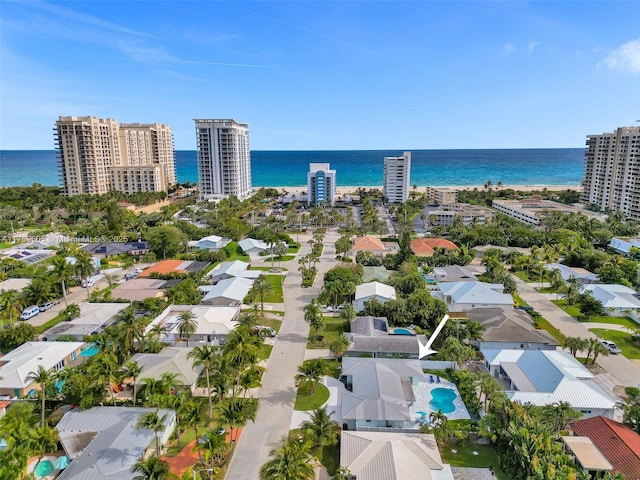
[383,151,411,203]
[195,119,252,201]
[55,116,176,196]
[581,126,640,220]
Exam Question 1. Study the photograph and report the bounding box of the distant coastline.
[0,148,584,189]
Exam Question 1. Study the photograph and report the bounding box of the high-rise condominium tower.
[55,116,176,196]
[581,126,640,220]
[194,119,252,201]
[383,151,411,203]
[307,163,336,206]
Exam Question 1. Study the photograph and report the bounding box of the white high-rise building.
[195,119,252,201]
[55,116,176,196]
[383,151,411,203]
[581,126,640,220]
[307,163,336,206]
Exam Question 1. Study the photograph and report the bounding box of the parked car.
[38,302,54,312]
[515,305,534,312]
[20,305,40,320]
[253,325,276,337]
[124,272,137,280]
[81,279,95,288]
[600,340,621,354]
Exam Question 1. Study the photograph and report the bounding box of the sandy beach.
[270,184,582,196]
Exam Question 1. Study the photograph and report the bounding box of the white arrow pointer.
[418,314,449,359]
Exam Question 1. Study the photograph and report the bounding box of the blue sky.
[1,1,639,150]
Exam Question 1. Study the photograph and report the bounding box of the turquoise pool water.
[392,328,414,335]
[429,388,457,414]
[79,343,99,357]
[35,459,54,478]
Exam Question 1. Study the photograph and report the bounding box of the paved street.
[513,276,640,389]
[225,230,340,479]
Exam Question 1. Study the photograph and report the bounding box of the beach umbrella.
[54,455,70,469]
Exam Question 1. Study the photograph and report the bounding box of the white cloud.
[599,38,640,74]
[504,43,517,56]
[528,42,539,54]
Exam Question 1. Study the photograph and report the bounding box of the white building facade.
[195,119,252,201]
[383,152,411,203]
[581,126,640,220]
[307,163,336,206]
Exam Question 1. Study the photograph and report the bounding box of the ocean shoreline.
[269,184,582,196]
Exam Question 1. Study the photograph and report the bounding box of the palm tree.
[25,365,54,427]
[135,410,168,457]
[304,300,324,342]
[177,310,198,347]
[0,289,24,326]
[329,334,350,365]
[429,410,452,443]
[477,371,502,411]
[564,278,581,305]
[133,455,170,480]
[74,249,96,295]
[563,336,588,357]
[590,341,610,365]
[188,344,218,423]
[218,397,258,449]
[250,275,273,312]
[295,359,330,395]
[259,438,315,480]
[123,360,142,406]
[160,372,179,396]
[119,309,145,356]
[89,352,121,406]
[103,272,119,288]
[223,328,261,397]
[195,429,230,472]
[51,254,74,308]
[300,406,340,449]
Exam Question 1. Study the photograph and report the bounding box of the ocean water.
[0,149,584,188]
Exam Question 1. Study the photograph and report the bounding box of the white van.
[20,305,40,320]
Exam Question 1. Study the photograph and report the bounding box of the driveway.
[513,276,640,389]
[225,230,341,479]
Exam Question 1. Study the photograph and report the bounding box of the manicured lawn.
[589,328,640,359]
[165,428,197,456]
[263,275,284,303]
[287,429,340,475]
[288,244,301,254]
[250,266,288,272]
[36,312,66,334]
[534,316,566,343]
[262,255,296,264]
[260,317,283,333]
[512,292,528,307]
[514,271,535,283]
[258,344,273,360]
[439,444,507,480]
[294,382,330,411]
[553,300,638,327]
[307,316,348,348]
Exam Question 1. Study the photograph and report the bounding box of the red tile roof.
[569,416,640,480]
[418,238,458,250]
[138,260,185,277]
[352,236,386,252]
[410,239,435,257]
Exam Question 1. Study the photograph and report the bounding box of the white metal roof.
[580,284,640,309]
[238,237,268,252]
[355,281,397,301]
[0,341,85,390]
[202,277,253,303]
[438,281,513,306]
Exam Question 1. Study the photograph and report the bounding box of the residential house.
[482,349,616,418]
[579,284,640,320]
[238,238,269,255]
[208,260,262,283]
[0,278,31,291]
[340,357,423,431]
[352,236,386,256]
[354,281,397,312]
[194,234,231,250]
[426,265,478,283]
[43,302,128,341]
[112,278,172,302]
[57,407,176,480]
[345,316,429,359]
[562,436,613,478]
[467,308,559,351]
[568,415,640,480]
[0,342,85,397]
[200,277,254,306]
[129,347,203,392]
[609,237,640,255]
[434,281,514,312]
[410,238,458,257]
[83,241,149,258]
[0,248,55,265]
[340,430,454,480]
[144,305,240,346]
[546,263,598,284]
[138,259,209,277]
[361,266,392,284]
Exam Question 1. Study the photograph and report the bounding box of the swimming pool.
[391,328,414,335]
[429,387,457,414]
[34,459,55,478]
[79,343,99,357]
